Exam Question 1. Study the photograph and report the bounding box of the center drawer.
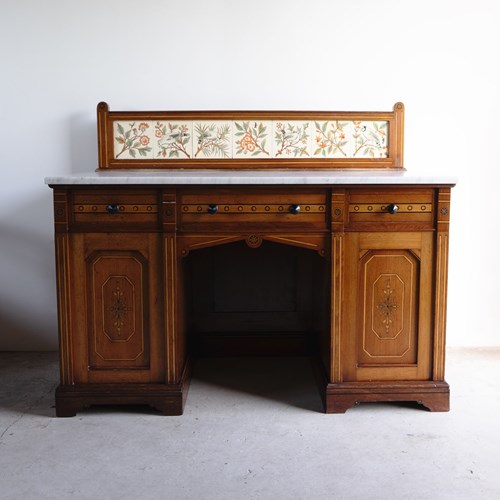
[179,189,328,230]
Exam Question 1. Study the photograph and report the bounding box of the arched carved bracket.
[265,234,328,258]
[178,235,244,258]
[178,234,328,258]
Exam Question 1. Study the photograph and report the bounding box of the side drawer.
[346,188,434,230]
[179,189,328,230]
[71,189,160,230]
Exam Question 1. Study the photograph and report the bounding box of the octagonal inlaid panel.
[358,250,419,365]
[86,251,149,368]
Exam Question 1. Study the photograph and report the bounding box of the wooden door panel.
[343,232,433,382]
[86,250,149,370]
[70,233,163,384]
[357,250,419,366]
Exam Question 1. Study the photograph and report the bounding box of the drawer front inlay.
[347,189,434,227]
[179,191,327,229]
[71,190,159,227]
[181,204,326,214]
[349,203,432,214]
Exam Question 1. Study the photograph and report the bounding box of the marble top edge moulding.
[97,102,404,170]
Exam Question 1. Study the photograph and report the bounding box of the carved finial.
[97,102,109,112]
[394,102,404,111]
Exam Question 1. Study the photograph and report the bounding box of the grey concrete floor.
[0,348,499,500]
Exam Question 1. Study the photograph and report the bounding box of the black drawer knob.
[386,203,399,214]
[289,204,301,215]
[106,204,120,214]
[207,204,218,214]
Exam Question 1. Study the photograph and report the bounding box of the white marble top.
[45,169,457,186]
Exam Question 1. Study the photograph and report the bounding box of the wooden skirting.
[55,357,192,417]
[312,356,450,414]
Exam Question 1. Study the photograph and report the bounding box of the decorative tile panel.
[272,121,311,158]
[112,119,390,160]
[113,120,154,159]
[193,121,232,158]
[99,101,405,168]
[312,121,352,158]
[153,121,193,159]
[233,121,272,158]
[352,121,388,158]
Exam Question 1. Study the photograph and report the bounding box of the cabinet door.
[343,232,434,382]
[70,233,164,384]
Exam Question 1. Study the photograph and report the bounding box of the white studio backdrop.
[0,0,499,349]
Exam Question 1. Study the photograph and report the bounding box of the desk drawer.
[347,189,434,228]
[179,190,327,230]
[71,189,159,228]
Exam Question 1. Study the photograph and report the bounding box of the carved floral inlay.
[107,280,129,334]
[376,280,398,336]
[246,234,262,248]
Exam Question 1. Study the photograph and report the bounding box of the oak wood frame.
[51,183,452,416]
[97,102,404,170]
[323,186,452,413]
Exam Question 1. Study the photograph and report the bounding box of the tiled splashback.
[113,120,389,160]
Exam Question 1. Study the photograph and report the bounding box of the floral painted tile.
[312,121,352,158]
[192,121,232,158]
[153,121,193,159]
[351,121,389,158]
[232,121,272,158]
[113,120,154,159]
[111,118,391,161]
[272,121,311,158]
